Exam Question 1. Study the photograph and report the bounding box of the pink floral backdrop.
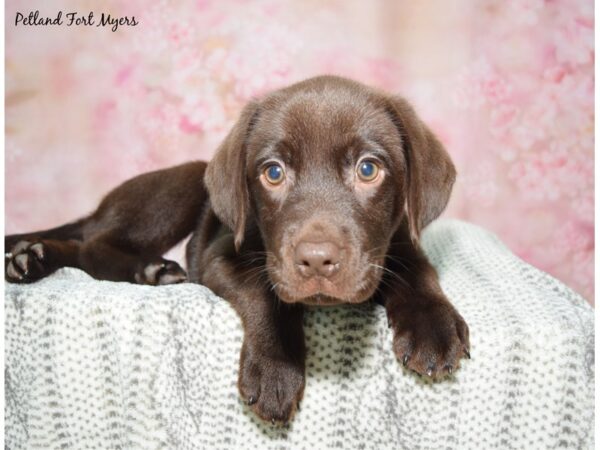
[5,0,594,303]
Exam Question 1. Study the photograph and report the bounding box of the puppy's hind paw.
[5,241,49,283]
[135,259,187,286]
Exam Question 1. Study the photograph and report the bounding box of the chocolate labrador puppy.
[5,75,469,424]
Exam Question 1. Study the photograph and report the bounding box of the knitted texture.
[5,220,594,449]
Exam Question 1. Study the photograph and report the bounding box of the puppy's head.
[205,76,455,305]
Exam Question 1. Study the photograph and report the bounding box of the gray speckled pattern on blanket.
[5,220,595,449]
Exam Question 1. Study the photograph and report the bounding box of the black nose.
[294,241,341,278]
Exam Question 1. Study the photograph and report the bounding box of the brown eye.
[264,163,285,185]
[356,160,380,182]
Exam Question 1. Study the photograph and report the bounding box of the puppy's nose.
[294,241,341,278]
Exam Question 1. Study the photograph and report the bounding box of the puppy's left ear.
[385,96,456,243]
[205,101,260,251]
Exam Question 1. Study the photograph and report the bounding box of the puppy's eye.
[264,163,285,185]
[356,160,380,182]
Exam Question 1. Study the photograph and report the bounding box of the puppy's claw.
[296,402,301,411]
[271,418,276,425]
[14,253,29,273]
[6,262,22,280]
[12,240,30,254]
[402,354,409,366]
[445,364,453,375]
[426,364,435,377]
[464,348,471,359]
[247,396,257,406]
[30,242,45,260]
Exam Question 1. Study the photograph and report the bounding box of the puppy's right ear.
[204,101,260,251]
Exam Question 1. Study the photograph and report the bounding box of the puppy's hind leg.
[6,162,208,284]
[79,236,187,285]
[5,218,86,252]
[6,239,81,283]
[5,236,187,285]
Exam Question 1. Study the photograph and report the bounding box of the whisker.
[369,263,412,290]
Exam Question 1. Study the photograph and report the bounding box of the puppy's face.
[246,89,405,305]
[205,76,456,306]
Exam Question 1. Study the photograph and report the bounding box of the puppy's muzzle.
[293,240,341,279]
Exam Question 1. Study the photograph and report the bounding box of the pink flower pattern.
[5,0,594,302]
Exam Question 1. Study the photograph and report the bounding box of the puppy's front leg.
[238,299,305,425]
[200,254,306,424]
[381,234,470,379]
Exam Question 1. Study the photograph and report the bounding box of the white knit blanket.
[5,220,594,449]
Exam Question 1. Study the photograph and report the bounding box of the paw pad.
[5,241,48,283]
[135,260,187,285]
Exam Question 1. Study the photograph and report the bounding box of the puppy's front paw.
[135,259,187,285]
[5,240,49,283]
[238,343,305,425]
[390,299,470,379]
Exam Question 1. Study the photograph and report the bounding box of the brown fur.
[6,75,469,425]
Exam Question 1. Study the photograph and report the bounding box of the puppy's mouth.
[288,292,346,306]
[269,261,383,305]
